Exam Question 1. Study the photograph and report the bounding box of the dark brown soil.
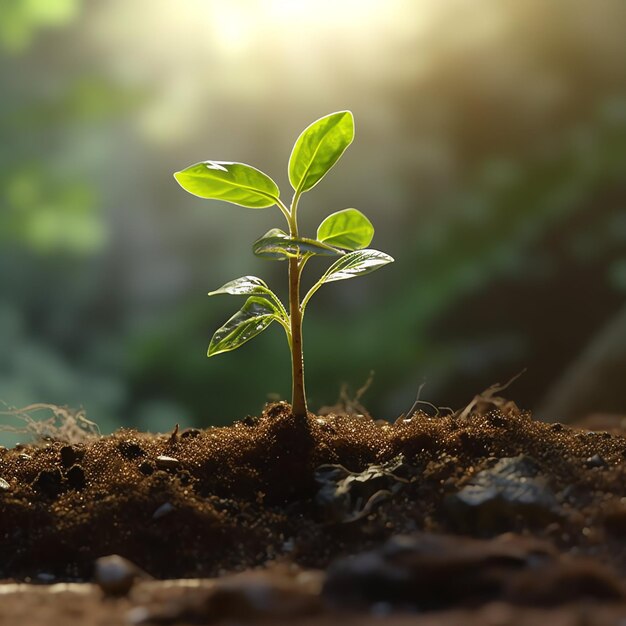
[3,400,626,623]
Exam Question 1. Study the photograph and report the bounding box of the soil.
[2,399,626,624]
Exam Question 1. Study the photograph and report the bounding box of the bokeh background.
[1,0,625,438]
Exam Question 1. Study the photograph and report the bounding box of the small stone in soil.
[35,572,56,583]
[152,502,175,520]
[94,554,148,596]
[156,455,180,471]
[0,477,9,491]
[585,454,607,469]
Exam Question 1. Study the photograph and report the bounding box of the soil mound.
[2,401,626,582]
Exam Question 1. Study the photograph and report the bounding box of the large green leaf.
[317,208,374,250]
[253,228,342,260]
[319,249,394,283]
[174,161,280,209]
[288,111,354,194]
[208,296,278,356]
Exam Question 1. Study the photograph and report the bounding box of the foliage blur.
[1,0,625,438]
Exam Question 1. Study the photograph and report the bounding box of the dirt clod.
[60,445,84,468]
[445,455,561,532]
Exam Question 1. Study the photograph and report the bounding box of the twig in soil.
[168,423,179,445]
[402,382,454,421]
[319,371,375,417]
[455,369,526,421]
[341,489,394,523]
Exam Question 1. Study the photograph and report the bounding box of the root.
[454,369,526,421]
[318,370,375,418]
[0,401,100,445]
[401,382,454,421]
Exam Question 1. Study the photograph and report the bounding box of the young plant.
[174,111,393,419]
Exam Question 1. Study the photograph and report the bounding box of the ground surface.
[2,398,626,623]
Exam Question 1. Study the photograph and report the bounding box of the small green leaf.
[317,208,374,250]
[289,111,354,194]
[301,249,394,313]
[253,228,342,260]
[208,276,269,296]
[319,249,394,284]
[174,161,280,209]
[208,296,278,356]
[209,276,288,321]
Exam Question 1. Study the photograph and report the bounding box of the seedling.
[174,111,393,419]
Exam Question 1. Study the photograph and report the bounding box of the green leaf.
[319,249,394,284]
[253,228,342,260]
[288,111,354,194]
[174,161,280,209]
[209,276,288,321]
[208,296,278,356]
[208,276,269,296]
[317,208,374,250]
[301,248,394,312]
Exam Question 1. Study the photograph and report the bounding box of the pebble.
[156,455,180,471]
[152,502,175,520]
[35,572,55,583]
[94,554,147,596]
[0,478,9,491]
[585,454,607,469]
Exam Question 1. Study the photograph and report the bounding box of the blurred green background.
[1,0,625,438]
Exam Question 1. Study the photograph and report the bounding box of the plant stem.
[286,192,307,419]
[288,256,307,418]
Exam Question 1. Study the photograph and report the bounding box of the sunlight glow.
[266,0,383,27]
[207,0,414,57]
